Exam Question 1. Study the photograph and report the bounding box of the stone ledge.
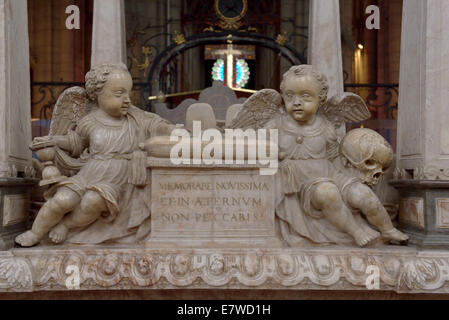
[391,179,449,189]
[147,157,270,169]
[0,178,39,187]
[2,245,449,294]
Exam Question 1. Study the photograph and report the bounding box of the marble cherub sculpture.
[16,63,176,247]
[230,64,408,247]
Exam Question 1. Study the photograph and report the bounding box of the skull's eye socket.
[365,159,376,167]
[373,172,382,179]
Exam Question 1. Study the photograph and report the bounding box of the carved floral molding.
[1,246,449,293]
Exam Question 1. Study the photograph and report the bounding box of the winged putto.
[16,63,176,247]
[230,64,408,247]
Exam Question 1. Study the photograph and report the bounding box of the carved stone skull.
[339,128,393,186]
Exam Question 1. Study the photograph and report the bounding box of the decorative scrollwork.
[344,84,399,120]
[132,46,153,77]
[172,31,186,45]
[276,31,289,46]
[0,257,33,290]
[2,248,449,293]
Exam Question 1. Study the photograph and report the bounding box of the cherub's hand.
[30,136,55,150]
[33,136,53,143]
[139,136,175,158]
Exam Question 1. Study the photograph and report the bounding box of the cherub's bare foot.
[15,230,41,247]
[49,224,69,244]
[353,229,380,247]
[382,228,409,244]
[366,227,381,241]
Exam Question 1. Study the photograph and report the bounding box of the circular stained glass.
[211,58,225,82]
[235,58,250,88]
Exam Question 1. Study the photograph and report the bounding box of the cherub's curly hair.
[85,63,129,102]
[280,65,329,106]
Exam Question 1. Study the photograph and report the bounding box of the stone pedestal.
[147,158,281,248]
[0,0,35,250]
[392,180,449,248]
[0,179,37,250]
[91,0,127,67]
[394,0,449,247]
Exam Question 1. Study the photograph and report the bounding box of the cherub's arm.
[44,86,90,157]
[51,134,80,153]
[60,130,88,157]
[52,135,71,151]
[31,130,88,158]
[144,111,177,138]
[51,117,91,158]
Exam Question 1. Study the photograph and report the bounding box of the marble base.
[2,244,449,294]
[391,180,449,248]
[0,178,38,250]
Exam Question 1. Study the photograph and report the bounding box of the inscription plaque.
[2,193,29,227]
[436,198,449,229]
[399,197,425,229]
[148,159,280,247]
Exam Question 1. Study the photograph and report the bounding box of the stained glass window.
[210,57,251,88]
[235,59,250,88]
[212,58,225,82]
[206,44,254,89]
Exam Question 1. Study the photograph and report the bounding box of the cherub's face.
[282,75,321,124]
[97,70,133,118]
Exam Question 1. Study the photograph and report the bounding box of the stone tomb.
[147,158,281,247]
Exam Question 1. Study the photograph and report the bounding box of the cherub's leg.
[311,182,380,247]
[346,183,408,243]
[49,190,107,243]
[15,187,80,247]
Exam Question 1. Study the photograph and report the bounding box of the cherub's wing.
[320,92,371,129]
[49,86,90,136]
[229,89,283,130]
